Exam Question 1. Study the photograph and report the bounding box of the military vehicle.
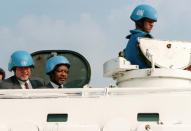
[0,38,191,131]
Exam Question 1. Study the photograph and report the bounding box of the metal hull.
[0,88,191,131]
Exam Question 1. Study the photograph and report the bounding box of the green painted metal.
[137,113,159,121]
[47,114,68,122]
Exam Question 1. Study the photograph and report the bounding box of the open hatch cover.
[31,50,91,88]
[138,38,191,69]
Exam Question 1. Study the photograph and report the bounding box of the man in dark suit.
[0,50,45,89]
[0,68,5,82]
[46,56,70,88]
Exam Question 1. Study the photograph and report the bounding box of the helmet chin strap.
[135,19,149,33]
[50,72,62,86]
[136,20,144,30]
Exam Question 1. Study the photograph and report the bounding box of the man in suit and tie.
[46,56,70,88]
[0,50,45,89]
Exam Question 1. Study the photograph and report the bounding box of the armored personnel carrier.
[0,38,191,131]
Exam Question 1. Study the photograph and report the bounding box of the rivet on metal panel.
[147,69,151,76]
[145,124,150,131]
[109,85,115,88]
[167,44,171,48]
[157,121,164,125]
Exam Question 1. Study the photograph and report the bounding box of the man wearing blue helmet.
[0,50,45,89]
[46,56,70,88]
[124,4,157,69]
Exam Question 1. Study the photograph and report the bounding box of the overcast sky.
[1,0,191,88]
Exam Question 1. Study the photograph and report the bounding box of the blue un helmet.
[46,56,70,74]
[130,4,157,22]
[8,50,34,71]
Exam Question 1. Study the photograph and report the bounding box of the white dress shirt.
[50,81,64,89]
[18,79,33,89]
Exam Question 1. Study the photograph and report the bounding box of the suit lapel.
[47,82,54,88]
[30,79,35,89]
[11,76,22,89]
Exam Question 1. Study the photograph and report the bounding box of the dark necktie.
[25,82,29,89]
